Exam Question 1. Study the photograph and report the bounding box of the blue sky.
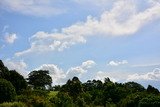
[0,0,160,88]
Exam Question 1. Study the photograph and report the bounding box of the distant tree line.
[0,59,160,107]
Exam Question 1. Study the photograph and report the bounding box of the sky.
[0,0,160,88]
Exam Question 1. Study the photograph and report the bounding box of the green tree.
[0,79,16,103]
[124,82,145,93]
[0,60,10,80]
[0,60,27,94]
[8,70,27,94]
[139,95,160,107]
[147,85,159,94]
[119,92,146,107]
[61,77,83,99]
[27,70,52,90]
[50,92,74,107]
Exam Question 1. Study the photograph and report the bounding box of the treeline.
[0,60,160,107]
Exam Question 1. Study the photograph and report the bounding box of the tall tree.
[0,60,10,80]
[147,85,159,94]
[61,77,83,99]
[27,70,52,90]
[8,70,27,94]
[124,82,145,92]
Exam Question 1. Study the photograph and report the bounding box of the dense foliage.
[0,59,160,107]
[27,70,52,90]
[8,70,27,94]
[0,78,16,103]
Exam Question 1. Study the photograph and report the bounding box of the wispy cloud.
[132,63,160,67]
[15,31,86,56]
[73,0,113,9]
[107,60,128,66]
[15,0,160,56]
[0,0,66,17]
[2,25,9,32]
[4,33,17,44]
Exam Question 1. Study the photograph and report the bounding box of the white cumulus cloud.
[66,60,96,79]
[15,0,160,56]
[4,33,17,44]
[81,60,96,69]
[95,71,118,82]
[15,31,86,56]
[35,64,66,84]
[34,60,96,85]
[127,68,160,81]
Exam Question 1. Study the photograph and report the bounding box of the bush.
[118,92,146,107]
[80,92,92,105]
[139,95,160,107]
[75,97,86,107]
[0,102,27,107]
[16,94,52,107]
[0,79,16,103]
[50,92,74,107]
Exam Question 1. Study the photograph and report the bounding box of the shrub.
[80,92,92,105]
[75,97,86,107]
[16,94,52,107]
[139,95,160,107]
[0,79,16,103]
[118,92,146,107]
[50,92,74,107]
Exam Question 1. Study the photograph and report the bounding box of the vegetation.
[0,60,160,107]
[0,102,27,107]
[0,78,16,103]
[27,70,52,90]
[8,70,27,94]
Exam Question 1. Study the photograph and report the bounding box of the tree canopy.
[8,70,27,94]
[0,60,27,94]
[27,70,52,89]
[0,60,10,80]
[1,59,160,107]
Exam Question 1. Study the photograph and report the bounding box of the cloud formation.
[108,60,128,66]
[36,64,66,84]
[0,0,65,17]
[73,0,113,9]
[127,68,160,81]
[4,33,17,44]
[66,60,96,79]
[34,60,95,85]
[95,71,118,82]
[3,59,28,77]
[15,31,86,56]
[15,0,160,56]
